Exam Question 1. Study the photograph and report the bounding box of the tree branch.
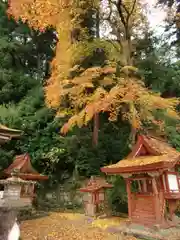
[122,0,137,23]
[116,0,127,28]
[128,0,137,20]
[121,3,130,16]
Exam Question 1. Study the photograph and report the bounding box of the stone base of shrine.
[106,217,180,240]
[156,216,180,229]
[0,198,32,209]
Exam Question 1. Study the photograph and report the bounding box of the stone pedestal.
[0,172,35,239]
[0,208,18,239]
[85,203,96,217]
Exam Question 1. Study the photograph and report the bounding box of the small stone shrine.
[0,169,35,240]
[79,176,112,217]
[0,125,48,239]
[0,169,36,208]
[3,153,48,199]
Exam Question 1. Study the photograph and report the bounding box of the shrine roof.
[101,135,180,174]
[4,153,48,180]
[137,135,178,155]
[79,176,112,192]
[0,124,22,143]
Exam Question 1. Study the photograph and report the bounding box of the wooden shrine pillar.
[168,199,178,221]
[104,190,111,217]
[126,179,132,221]
[152,178,161,224]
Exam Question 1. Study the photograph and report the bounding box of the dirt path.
[20,212,135,240]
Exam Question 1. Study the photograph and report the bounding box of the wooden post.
[168,199,178,222]
[104,190,111,217]
[152,178,158,195]
[162,175,167,192]
[165,172,170,193]
[152,178,161,224]
[137,180,142,192]
[126,179,132,221]
[142,179,147,193]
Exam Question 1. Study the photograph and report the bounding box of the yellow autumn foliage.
[60,76,180,134]
[8,0,180,137]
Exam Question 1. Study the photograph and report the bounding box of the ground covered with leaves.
[20,212,135,240]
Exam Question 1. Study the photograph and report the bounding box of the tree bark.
[92,113,99,146]
[96,10,100,38]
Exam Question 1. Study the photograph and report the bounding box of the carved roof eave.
[0,125,22,144]
[118,171,164,179]
[101,160,176,174]
[79,185,112,193]
[0,125,22,134]
[11,173,48,181]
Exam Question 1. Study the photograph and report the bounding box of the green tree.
[158,0,180,57]
[1,0,179,210]
[7,0,180,148]
[136,32,180,97]
[0,1,57,104]
[0,1,57,177]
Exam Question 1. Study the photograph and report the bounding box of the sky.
[100,0,167,38]
[146,0,166,31]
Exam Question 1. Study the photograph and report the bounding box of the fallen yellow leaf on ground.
[20,212,133,240]
[92,217,128,230]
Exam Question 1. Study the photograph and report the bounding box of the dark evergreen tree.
[0,1,57,104]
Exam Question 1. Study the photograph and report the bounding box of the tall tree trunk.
[45,7,72,108]
[131,127,136,145]
[96,10,100,38]
[92,113,99,146]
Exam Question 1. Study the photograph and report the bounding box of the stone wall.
[44,184,83,208]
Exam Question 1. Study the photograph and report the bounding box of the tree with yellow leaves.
[8,0,180,146]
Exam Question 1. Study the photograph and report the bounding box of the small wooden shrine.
[4,153,48,181]
[0,124,22,144]
[79,176,112,217]
[101,135,180,228]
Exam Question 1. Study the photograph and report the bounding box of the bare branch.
[129,0,137,20]
[116,0,127,28]
[121,3,130,15]
[109,0,117,5]
[122,0,137,23]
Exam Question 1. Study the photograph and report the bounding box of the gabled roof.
[4,153,48,180]
[79,176,112,193]
[0,124,22,144]
[101,135,180,174]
